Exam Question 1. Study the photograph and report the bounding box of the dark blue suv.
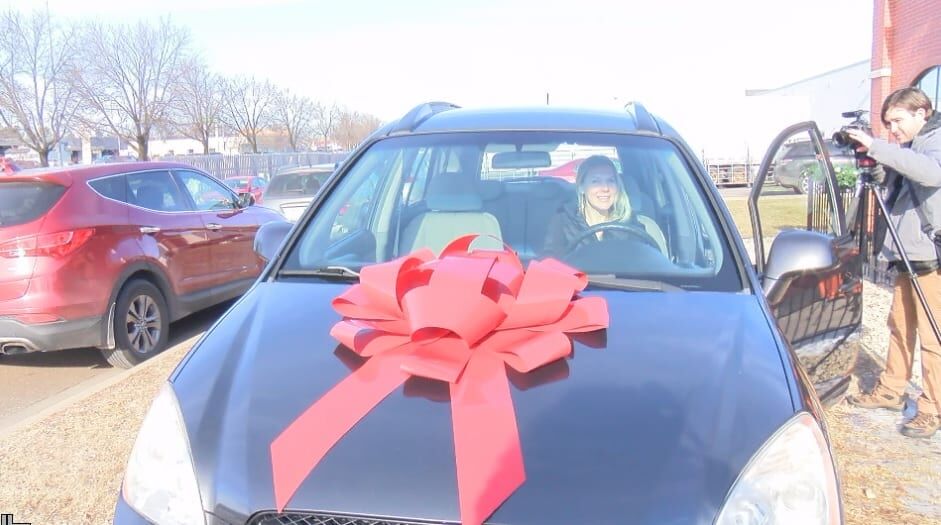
[115,102,861,525]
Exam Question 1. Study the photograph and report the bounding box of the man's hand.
[846,128,874,151]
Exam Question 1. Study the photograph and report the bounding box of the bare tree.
[334,108,383,150]
[173,59,223,154]
[313,101,341,150]
[333,109,357,151]
[0,10,81,166]
[222,76,276,154]
[355,113,383,147]
[74,17,190,161]
[274,89,316,152]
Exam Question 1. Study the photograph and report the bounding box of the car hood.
[174,281,797,525]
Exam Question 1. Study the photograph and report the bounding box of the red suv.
[0,162,282,367]
[224,175,267,205]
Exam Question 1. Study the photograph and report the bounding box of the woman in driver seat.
[543,155,666,257]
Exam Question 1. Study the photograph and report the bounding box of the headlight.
[715,412,841,525]
[122,382,205,525]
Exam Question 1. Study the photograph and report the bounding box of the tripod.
[857,165,941,346]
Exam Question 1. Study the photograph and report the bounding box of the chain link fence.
[161,152,349,181]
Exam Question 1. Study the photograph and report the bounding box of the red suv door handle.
[139,226,161,234]
[206,223,222,231]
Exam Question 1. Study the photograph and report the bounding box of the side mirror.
[238,193,255,208]
[254,220,293,262]
[762,229,837,305]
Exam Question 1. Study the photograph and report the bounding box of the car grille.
[248,512,457,525]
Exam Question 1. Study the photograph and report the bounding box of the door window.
[89,175,128,203]
[126,171,189,212]
[750,125,848,267]
[175,170,238,211]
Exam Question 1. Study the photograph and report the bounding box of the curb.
[0,333,201,440]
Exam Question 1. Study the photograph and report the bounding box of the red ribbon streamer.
[270,235,609,524]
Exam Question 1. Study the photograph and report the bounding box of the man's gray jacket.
[868,112,941,263]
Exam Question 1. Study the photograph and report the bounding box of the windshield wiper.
[585,275,686,292]
[278,265,361,280]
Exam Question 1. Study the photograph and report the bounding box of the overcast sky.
[3,0,874,157]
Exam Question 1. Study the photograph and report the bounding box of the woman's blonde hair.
[576,155,631,222]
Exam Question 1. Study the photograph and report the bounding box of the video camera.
[832,110,877,169]
[832,110,872,149]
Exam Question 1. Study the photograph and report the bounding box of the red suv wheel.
[100,279,169,368]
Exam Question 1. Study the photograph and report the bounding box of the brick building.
[871,0,941,135]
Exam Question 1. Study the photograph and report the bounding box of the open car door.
[749,122,864,404]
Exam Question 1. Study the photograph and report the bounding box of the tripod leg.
[867,184,941,347]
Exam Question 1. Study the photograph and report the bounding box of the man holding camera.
[845,87,941,439]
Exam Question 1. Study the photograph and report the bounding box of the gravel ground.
[0,283,939,524]
[827,280,941,524]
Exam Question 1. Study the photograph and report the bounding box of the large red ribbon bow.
[270,235,609,524]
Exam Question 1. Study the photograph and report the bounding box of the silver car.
[772,138,855,194]
[260,164,335,221]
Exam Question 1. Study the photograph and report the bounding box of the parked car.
[259,164,335,221]
[536,157,583,182]
[0,162,282,368]
[93,154,137,164]
[116,104,862,524]
[225,175,267,205]
[0,157,22,174]
[772,138,855,193]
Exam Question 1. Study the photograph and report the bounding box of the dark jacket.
[543,202,641,257]
[870,112,941,262]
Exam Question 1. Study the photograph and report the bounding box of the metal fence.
[160,152,349,181]
[855,186,895,286]
[807,183,893,286]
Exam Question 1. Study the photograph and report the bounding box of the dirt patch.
[0,340,194,525]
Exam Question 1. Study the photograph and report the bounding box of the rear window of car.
[267,172,328,196]
[0,181,67,227]
[225,178,250,190]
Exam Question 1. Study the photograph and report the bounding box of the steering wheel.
[563,222,661,257]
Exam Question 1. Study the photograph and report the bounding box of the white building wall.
[696,60,870,163]
[148,136,244,157]
[752,60,870,137]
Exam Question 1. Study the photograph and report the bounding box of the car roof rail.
[624,101,662,135]
[387,101,461,135]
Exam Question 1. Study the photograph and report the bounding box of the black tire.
[100,279,169,369]
[796,174,809,195]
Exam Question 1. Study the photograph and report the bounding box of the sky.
[3,0,873,158]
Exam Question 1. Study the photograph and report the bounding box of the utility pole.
[546,92,549,105]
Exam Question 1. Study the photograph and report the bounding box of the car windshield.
[225,178,250,190]
[280,131,741,291]
[266,171,328,196]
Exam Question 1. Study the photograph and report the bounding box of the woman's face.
[582,166,618,215]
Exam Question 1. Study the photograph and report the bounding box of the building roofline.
[745,59,869,95]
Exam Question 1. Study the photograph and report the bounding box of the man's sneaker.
[900,412,941,439]
[846,385,905,411]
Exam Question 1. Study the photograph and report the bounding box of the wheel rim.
[125,295,161,354]
[800,175,810,194]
